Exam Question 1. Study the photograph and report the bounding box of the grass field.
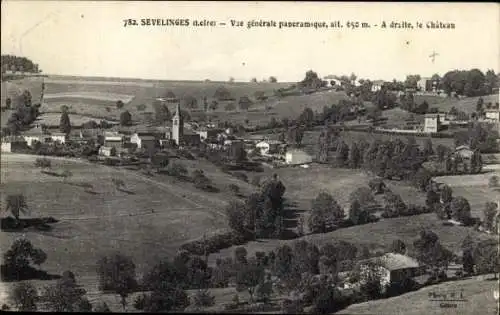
[300,129,456,159]
[433,170,500,218]
[0,153,250,278]
[337,274,499,315]
[415,93,499,114]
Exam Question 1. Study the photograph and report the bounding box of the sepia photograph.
[0,1,499,313]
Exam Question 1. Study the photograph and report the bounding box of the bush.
[232,172,248,182]
[489,175,499,188]
[180,231,250,256]
[368,178,386,194]
[191,289,215,307]
[281,298,304,314]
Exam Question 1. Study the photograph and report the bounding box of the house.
[197,128,223,141]
[50,132,67,144]
[371,80,386,92]
[99,146,116,157]
[423,113,442,133]
[130,133,158,152]
[285,149,313,165]
[103,131,125,149]
[485,108,500,122]
[1,136,27,152]
[417,78,438,92]
[454,145,474,159]
[22,125,52,147]
[256,140,283,155]
[359,253,426,287]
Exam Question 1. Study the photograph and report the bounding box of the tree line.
[1,55,41,73]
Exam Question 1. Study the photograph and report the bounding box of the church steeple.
[172,102,183,145]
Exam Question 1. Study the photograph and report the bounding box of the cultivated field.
[337,274,499,315]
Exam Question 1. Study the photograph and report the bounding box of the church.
[169,103,201,146]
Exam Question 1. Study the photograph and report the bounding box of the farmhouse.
[485,108,500,122]
[103,131,125,149]
[99,146,116,157]
[371,80,386,92]
[417,77,438,92]
[285,149,313,165]
[359,253,426,287]
[50,132,67,144]
[130,132,158,152]
[1,136,27,153]
[256,139,283,155]
[22,125,52,147]
[423,113,442,133]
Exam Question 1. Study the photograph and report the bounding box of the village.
[1,2,500,314]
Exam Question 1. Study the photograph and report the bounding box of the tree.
[238,96,253,110]
[383,192,407,217]
[473,240,499,279]
[42,277,90,312]
[214,86,233,101]
[235,262,265,303]
[439,184,453,203]
[209,100,218,111]
[153,102,171,123]
[10,282,38,311]
[234,246,248,264]
[116,100,124,109]
[59,112,71,134]
[151,154,169,172]
[120,111,132,126]
[224,102,236,111]
[489,175,499,188]
[269,76,277,83]
[94,301,111,312]
[413,168,432,192]
[192,169,213,191]
[182,95,198,109]
[191,288,215,308]
[413,230,453,270]
[5,97,12,109]
[97,253,138,310]
[391,239,406,255]
[483,202,498,232]
[450,197,471,224]
[5,194,29,221]
[349,187,376,207]
[308,192,343,233]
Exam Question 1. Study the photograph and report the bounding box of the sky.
[1,1,499,82]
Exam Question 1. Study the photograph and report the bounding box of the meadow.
[337,274,499,315]
[0,153,250,278]
[415,93,499,114]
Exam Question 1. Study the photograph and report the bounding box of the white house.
[104,131,125,149]
[99,146,116,157]
[485,108,500,122]
[423,113,442,133]
[256,140,282,155]
[1,136,27,152]
[371,80,386,92]
[130,133,157,151]
[50,132,67,144]
[285,149,313,165]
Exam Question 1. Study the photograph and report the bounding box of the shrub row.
[180,231,252,256]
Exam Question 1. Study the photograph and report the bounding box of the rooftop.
[362,253,421,271]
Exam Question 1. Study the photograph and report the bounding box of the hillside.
[415,93,499,114]
[337,274,499,315]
